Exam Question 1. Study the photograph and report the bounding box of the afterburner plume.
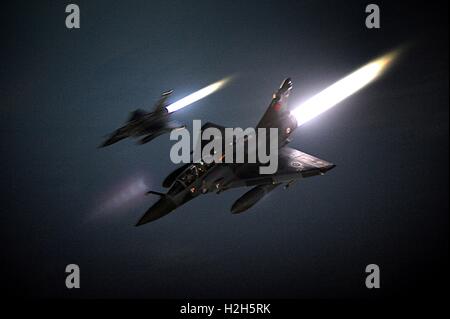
[166,77,231,113]
[291,52,397,126]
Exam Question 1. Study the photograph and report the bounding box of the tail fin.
[257,78,293,127]
[153,90,173,113]
[256,78,297,145]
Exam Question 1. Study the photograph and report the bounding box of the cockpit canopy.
[167,161,214,196]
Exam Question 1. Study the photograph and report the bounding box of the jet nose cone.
[135,197,177,226]
[98,140,112,148]
[99,135,121,148]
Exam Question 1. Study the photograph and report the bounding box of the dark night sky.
[2,0,448,298]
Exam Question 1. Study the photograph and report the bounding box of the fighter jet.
[136,78,335,226]
[100,90,184,147]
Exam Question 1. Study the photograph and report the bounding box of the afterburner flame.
[166,77,231,113]
[291,52,396,126]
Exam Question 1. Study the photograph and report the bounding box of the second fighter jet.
[100,90,184,147]
[100,77,231,147]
